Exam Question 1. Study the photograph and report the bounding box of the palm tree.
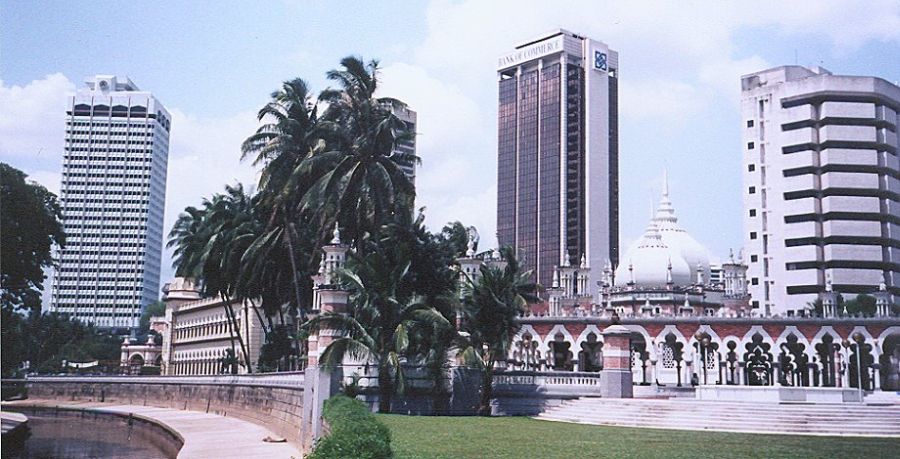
[298,56,419,249]
[459,247,540,415]
[307,246,447,413]
[241,78,324,324]
[167,184,258,371]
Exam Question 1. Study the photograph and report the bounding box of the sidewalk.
[2,400,301,459]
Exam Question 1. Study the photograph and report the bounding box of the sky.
[2,0,900,301]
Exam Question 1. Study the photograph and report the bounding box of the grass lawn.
[377,414,900,459]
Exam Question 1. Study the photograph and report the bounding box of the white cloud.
[0,73,74,168]
[160,108,261,281]
[379,62,496,241]
[394,0,900,256]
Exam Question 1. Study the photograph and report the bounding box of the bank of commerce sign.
[497,36,564,69]
[594,51,607,72]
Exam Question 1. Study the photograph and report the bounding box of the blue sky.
[3,1,900,296]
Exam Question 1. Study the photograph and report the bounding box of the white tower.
[50,75,171,329]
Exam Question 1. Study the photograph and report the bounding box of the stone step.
[547,407,900,422]
[536,398,900,437]
[554,404,900,417]
[568,401,900,416]
[535,416,900,436]
[554,402,900,414]
[539,410,899,427]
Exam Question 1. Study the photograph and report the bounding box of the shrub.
[308,395,392,459]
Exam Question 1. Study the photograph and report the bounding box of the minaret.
[303,224,351,449]
[309,223,350,366]
[876,282,892,317]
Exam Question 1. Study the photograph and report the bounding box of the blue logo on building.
[594,51,607,71]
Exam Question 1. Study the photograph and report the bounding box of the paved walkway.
[2,400,301,458]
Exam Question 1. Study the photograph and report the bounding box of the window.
[749,186,756,194]
[748,164,755,172]
[747,142,755,150]
[751,278,759,286]
[750,232,757,240]
[747,120,754,128]
[750,255,758,262]
[749,209,757,217]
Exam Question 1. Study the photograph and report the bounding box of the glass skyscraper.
[50,75,170,329]
[497,30,619,296]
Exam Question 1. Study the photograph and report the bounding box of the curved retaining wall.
[23,373,304,447]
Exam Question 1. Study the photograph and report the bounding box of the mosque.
[541,172,750,318]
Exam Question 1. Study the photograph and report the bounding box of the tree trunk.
[478,357,495,416]
[223,294,253,372]
[378,361,393,413]
[285,222,306,322]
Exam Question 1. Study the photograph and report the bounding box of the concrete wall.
[23,373,304,448]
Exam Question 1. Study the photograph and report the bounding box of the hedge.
[308,395,393,459]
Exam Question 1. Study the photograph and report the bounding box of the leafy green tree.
[459,247,540,415]
[139,300,167,332]
[308,246,448,413]
[241,78,324,323]
[1,163,65,313]
[167,184,258,371]
[299,56,418,248]
[845,294,877,317]
[2,309,120,377]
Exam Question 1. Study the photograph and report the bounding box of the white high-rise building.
[741,66,900,316]
[50,75,171,329]
[391,105,417,184]
[496,29,619,297]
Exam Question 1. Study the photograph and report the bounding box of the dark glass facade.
[497,41,618,293]
[565,64,586,264]
[497,77,518,250]
[608,72,620,266]
[538,64,561,287]
[517,70,539,270]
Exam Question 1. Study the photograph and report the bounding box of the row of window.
[63,189,151,196]
[63,164,154,171]
[67,129,153,136]
[64,241,147,247]
[68,120,153,127]
[63,172,150,179]
[68,139,154,145]
[65,155,153,162]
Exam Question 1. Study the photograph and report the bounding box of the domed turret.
[653,171,711,283]
[614,215,692,287]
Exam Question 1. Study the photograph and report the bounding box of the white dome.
[653,173,711,282]
[614,219,692,287]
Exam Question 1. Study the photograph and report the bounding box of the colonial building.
[159,278,264,375]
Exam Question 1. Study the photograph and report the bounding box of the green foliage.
[2,309,121,377]
[139,300,167,332]
[845,294,877,317]
[257,324,297,372]
[1,163,65,314]
[458,247,540,415]
[308,395,392,459]
[307,240,451,412]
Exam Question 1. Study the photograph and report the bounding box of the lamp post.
[843,334,865,402]
[694,331,711,385]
